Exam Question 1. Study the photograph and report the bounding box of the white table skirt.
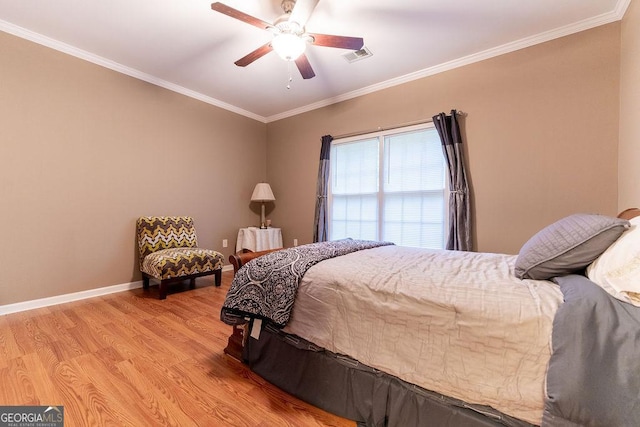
[236,227,283,253]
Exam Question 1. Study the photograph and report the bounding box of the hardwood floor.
[0,271,356,426]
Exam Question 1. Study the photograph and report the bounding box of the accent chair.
[136,216,224,299]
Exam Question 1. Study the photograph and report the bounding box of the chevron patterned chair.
[136,216,224,299]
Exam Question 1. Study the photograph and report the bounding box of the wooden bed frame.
[223,248,282,360]
[618,207,640,220]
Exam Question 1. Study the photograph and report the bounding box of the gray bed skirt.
[243,322,536,427]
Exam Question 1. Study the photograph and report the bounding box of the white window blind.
[329,124,447,249]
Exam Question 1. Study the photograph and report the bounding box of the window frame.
[328,122,449,248]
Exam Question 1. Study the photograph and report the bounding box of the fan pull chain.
[286,60,293,90]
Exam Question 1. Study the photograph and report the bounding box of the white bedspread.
[282,245,564,424]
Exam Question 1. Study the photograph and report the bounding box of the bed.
[220,209,640,426]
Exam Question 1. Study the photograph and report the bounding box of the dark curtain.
[433,110,472,251]
[313,135,333,242]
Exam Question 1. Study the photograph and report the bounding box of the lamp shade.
[272,33,306,61]
[251,183,275,202]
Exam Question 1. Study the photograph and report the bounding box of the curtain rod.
[332,111,466,141]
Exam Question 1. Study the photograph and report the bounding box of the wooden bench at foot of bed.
[224,248,282,360]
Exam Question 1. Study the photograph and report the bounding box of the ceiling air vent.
[343,46,373,63]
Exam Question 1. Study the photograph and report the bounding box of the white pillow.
[587,216,640,305]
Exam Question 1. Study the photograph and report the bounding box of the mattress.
[282,245,564,424]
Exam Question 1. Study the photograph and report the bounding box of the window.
[329,124,448,249]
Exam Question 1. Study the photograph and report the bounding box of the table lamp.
[251,183,275,228]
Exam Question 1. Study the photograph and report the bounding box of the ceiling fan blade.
[289,0,320,27]
[211,2,272,30]
[295,54,316,79]
[234,42,273,67]
[309,33,364,50]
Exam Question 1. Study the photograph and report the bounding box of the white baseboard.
[0,281,144,316]
[0,264,233,316]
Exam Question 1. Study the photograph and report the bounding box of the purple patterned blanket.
[220,239,393,327]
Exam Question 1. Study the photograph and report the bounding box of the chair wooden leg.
[214,269,221,287]
[189,278,196,289]
[143,276,150,290]
[159,281,167,300]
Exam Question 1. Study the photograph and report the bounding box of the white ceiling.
[0,0,628,122]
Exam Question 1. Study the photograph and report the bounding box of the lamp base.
[260,203,267,230]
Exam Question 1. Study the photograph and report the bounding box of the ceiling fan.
[211,0,364,79]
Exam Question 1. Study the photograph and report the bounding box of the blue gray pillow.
[515,213,630,280]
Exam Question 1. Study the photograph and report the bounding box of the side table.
[236,227,283,253]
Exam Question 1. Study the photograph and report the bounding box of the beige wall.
[267,24,621,254]
[619,0,640,209]
[0,32,266,305]
[0,18,627,306]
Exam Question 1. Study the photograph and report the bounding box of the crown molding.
[1,0,630,125]
[614,0,632,19]
[0,19,267,123]
[266,4,628,122]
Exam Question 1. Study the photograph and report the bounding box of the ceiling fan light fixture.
[211,1,363,79]
[272,33,306,61]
